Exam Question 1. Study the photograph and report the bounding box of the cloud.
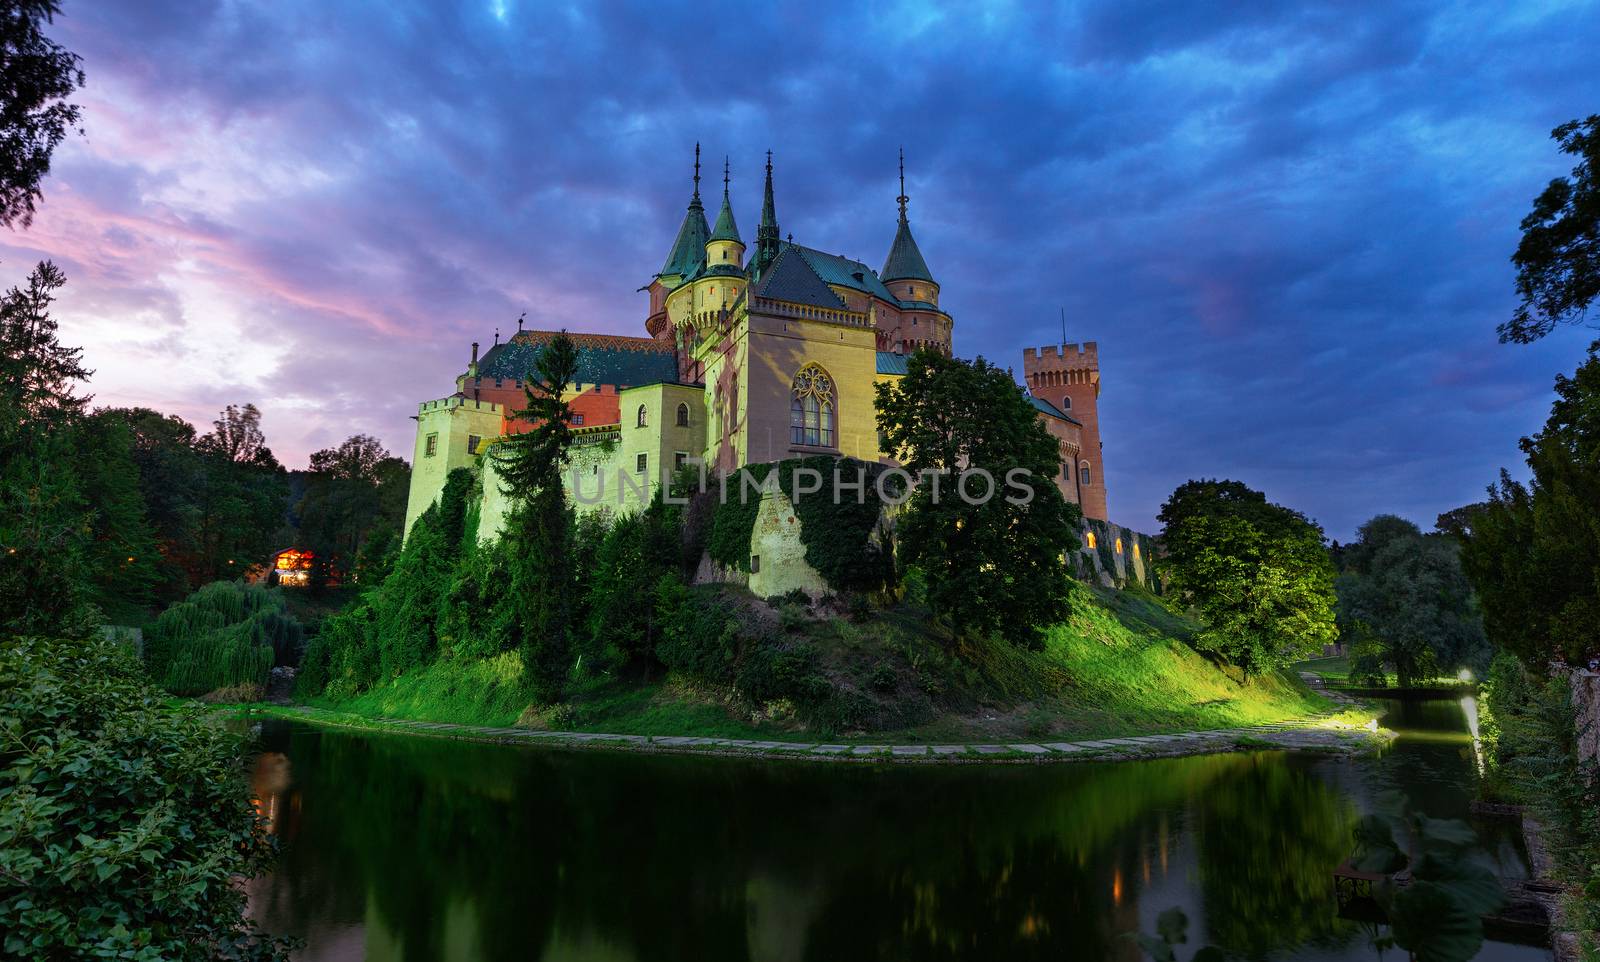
[15,0,1600,538]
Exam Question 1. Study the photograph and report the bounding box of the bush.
[142,581,302,696]
[0,635,292,960]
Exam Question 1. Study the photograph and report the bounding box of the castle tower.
[880,149,939,308]
[750,150,780,280]
[645,145,710,340]
[1022,341,1108,522]
[706,156,744,270]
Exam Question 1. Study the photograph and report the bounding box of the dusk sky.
[9,0,1599,539]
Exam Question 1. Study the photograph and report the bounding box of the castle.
[403,148,1112,554]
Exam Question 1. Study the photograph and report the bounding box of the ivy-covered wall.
[1080,517,1162,593]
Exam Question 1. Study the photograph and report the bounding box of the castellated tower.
[1023,342,1108,522]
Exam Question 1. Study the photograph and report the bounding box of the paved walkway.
[275,697,1387,765]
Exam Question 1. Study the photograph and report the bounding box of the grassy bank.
[1292,654,1475,691]
[295,585,1336,743]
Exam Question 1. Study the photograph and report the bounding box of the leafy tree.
[1457,345,1600,666]
[1337,515,1488,687]
[582,501,681,673]
[193,403,290,581]
[142,580,302,696]
[1502,115,1600,345]
[294,434,409,578]
[0,1,83,228]
[490,333,580,700]
[0,635,292,959]
[1156,479,1337,676]
[874,348,1080,649]
[74,411,162,618]
[0,260,93,634]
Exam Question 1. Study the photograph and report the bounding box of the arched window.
[1079,461,1092,486]
[1060,395,1072,410]
[636,404,648,428]
[790,364,836,447]
[676,402,690,427]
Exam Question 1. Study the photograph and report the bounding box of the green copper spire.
[657,143,709,282]
[752,150,780,278]
[881,147,934,284]
[709,155,741,243]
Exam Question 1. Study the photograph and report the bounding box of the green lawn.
[298,584,1338,743]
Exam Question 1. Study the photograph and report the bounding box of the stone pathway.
[273,698,1388,765]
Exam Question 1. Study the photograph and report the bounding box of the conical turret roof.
[880,148,935,284]
[658,145,709,282]
[709,156,741,244]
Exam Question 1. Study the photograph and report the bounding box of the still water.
[246,699,1547,961]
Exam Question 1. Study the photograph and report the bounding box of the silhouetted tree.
[0,1,84,228]
[1503,114,1600,345]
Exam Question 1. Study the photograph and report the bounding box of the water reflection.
[245,700,1546,962]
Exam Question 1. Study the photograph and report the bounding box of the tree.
[193,403,289,581]
[74,410,162,618]
[490,334,580,700]
[1457,345,1600,667]
[1337,515,1488,687]
[0,260,92,634]
[1156,479,1337,676]
[0,1,84,228]
[295,434,409,579]
[0,635,292,960]
[1502,115,1600,345]
[874,348,1080,649]
[203,402,272,466]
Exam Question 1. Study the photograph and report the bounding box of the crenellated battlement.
[1022,342,1099,367]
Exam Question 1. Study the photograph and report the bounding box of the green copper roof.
[753,246,845,309]
[659,200,709,282]
[1030,395,1081,426]
[710,192,741,244]
[789,244,897,301]
[881,215,934,283]
[875,351,909,376]
[477,333,679,388]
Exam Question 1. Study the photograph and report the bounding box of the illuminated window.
[676,402,690,427]
[424,433,438,457]
[636,452,647,474]
[1086,532,1096,549]
[636,404,648,428]
[1080,462,1092,486]
[1115,538,1123,554]
[467,435,481,454]
[789,364,836,447]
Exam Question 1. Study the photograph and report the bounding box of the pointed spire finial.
[896,146,909,222]
[692,142,702,202]
[723,155,730,197]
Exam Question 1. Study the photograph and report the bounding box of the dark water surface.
[246,698,1548,961]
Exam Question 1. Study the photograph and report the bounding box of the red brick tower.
[1022,342,1108,522]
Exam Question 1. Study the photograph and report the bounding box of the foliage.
[1351,792,1504,962]
[874,347,1080,647]
[1456,344,1600,667]
[1157,479,1337,676]
[582,502,680,672]
[0,1,83,229]
[1336,514,1489,687]
[73,411,162,618]
[1128,907,1224,962]
[705,461,772,571]
[490,332,580,701]
[0,260,94,635]
[1503,115,1600,345]
[293,434,409,582]
[0,635,292,960]
[142,580,302,695]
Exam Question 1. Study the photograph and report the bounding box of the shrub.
[0,635,292,960]
[142,581,301,696]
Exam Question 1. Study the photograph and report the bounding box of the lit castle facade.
[403,149,1113,554]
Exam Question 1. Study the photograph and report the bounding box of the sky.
[7,0,1599,539]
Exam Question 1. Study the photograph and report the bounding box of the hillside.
[304,584,1333,743]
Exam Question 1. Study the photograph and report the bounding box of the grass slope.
[306,585,1334,742]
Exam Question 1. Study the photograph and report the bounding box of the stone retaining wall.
[1572,669,1599,772]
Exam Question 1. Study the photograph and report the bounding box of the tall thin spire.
[692,142,702,204]
[897,146,908,222]
[723,155,730,198]
[657,144,710,281]
[709,154,741,245]
[753,149,781,278]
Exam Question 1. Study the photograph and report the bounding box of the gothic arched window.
[1060,395,1072,410]
[1079,461,1092,486]
[636,404,648,428]
[790,364,836,447]
[676,402,690,427]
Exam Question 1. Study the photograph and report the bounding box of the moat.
[245,698,1548,961]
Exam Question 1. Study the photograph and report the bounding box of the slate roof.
[477,331,678,388]
[1030,395,1082,425]
[752,245,846,309]
[881,216,934,283]
[788,243,898,301]
[875,351,910,376]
